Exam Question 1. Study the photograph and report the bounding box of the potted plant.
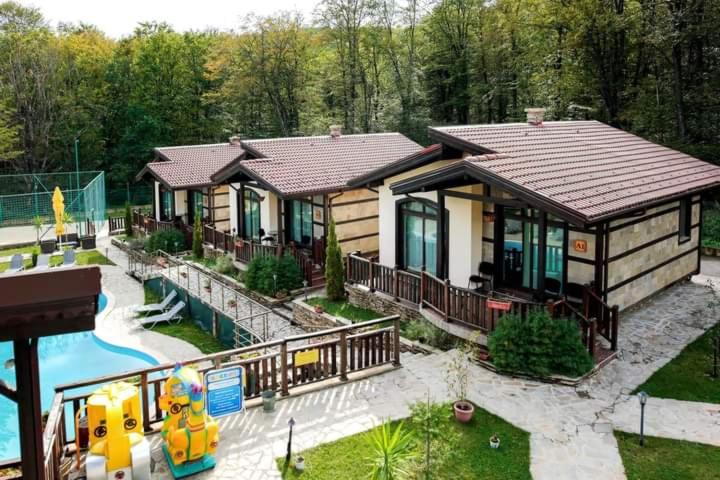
[295,456,305,472]
[313,304,324,314]
[228,299,237,308]
[203,279,212,292]
[489,434,500,449]
[275,289,288,300]
[446,339,477,423]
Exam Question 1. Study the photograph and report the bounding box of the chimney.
[229,135,241,145]
[525,108,546,126]
[329,125,342,138]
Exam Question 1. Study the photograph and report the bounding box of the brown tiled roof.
[139,143,245,188]
[428,121,720,223]
[240,133,423,196]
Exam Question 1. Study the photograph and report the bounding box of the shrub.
[366,420,414,480]
[325,219,345,301]
[192,214,203,259]
[124,202,133,237]
[146,228,185,254]
[31,249,38,267]
[488,309,593,378]
[702,208,720,248]
[245,254,303,296]
[214,254,235,275]
[401,319,457,350]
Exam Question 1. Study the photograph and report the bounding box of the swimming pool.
[0,292,159,461]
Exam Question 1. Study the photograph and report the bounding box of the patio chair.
[35,254,51,270]
[468,261,494,291]
[565,282,585,308]
[139,301,185,330]
[544,278,562,298]
[60,249,76,267]
[5,254,24,274]
[132,290,177,315]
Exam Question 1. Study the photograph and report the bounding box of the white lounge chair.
[61,249,76,267]
[139,301,185,329]
[5,254,24,274]
[132,290,177,315]
[35,254,50,270]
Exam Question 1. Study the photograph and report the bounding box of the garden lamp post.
[638,391,648,446]
[286,417,296,465]
[273,273,278,296]
[303,280,308,301]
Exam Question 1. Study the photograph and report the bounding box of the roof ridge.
[432,120,601,130]
[155,143,240,150]
[244,132,404,143]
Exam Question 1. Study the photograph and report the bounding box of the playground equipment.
[159,364,219,478]
[83,381,151,480]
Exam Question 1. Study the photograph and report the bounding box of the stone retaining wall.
[346,284,423,322]
[292,300,346,329]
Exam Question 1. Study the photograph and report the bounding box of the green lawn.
[615,431,720,479]
[0,244,38,257]
[277,403,531,479]
[0,250,114,271]
[142,287,227,354]
[306,297,383,322]
[634,327,719,403]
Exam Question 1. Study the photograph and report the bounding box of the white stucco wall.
[377,160,486,285]
[229,183,279,237]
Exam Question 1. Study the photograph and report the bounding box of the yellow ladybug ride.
[158,364,219,478]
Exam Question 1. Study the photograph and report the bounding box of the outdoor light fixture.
[273,273,278,295]
[303,280,308,301]
[638,391,649,446]
[286,417,296,464]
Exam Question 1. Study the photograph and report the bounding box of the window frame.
[678,198,692,244]
[242,188,262,241]
[396,199,441,276]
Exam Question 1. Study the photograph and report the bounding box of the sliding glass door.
[399,200,438,276]
[242,189,262,241]
[288,199,313,247]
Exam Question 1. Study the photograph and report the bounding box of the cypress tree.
[124,202,133,237]
[192,212,203,259]
[325,218,345,301]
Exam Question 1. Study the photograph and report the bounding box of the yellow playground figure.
[85,382,151,480]
[159,364,219,478]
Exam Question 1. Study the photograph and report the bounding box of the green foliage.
[401,319,457,350]
[124,202,133,237]
[488,309,594,378]
[324,219,344,301]
[702,208,720,249]
[306,297,382,323]
[146,228,185,254]
[409,400,457,479]
[213,254,235,275]
[366,421,414,480]
[30,249,37,267]
[192,214,203,259]
[245,254,302,296]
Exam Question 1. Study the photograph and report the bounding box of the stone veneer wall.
[346,284,423,322]
[292,300,342,329]
[606,197,700,310]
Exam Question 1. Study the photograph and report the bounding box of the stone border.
[291,299,350,329]
[702,246,720,257]
[345,283,423,322]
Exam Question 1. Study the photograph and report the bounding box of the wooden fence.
[346,254,421,304]
[50,316,400,448]
[108,216,125,233]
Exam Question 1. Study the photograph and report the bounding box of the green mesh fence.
[0,171,106,233]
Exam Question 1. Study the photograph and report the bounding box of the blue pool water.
[0,293,159,461]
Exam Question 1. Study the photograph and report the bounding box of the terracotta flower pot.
[453,400,475,423]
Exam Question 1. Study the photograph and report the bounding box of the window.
[288,199,313,246]
[188,190,205,225]
[160,189,173,221]
[398,200,438,276]
[243,189,262,241]
[679,198,692,243]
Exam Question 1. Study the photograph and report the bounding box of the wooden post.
[588,318,597,358]
[443,279,450,322]
[346,253,352,283]
[339,331,348,381]
[583,285,590,320]
[280,342,289,396]
[419,267,426,306]
[393,318,401,366]
[610,305,619,351]
[13,338,45,480]
[140,372,151,432]
[393,265,400,300]
[368,258,375,292]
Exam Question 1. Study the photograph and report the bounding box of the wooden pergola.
[0,267,101,479]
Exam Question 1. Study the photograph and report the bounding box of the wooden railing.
[131,210,173,234]
[346,253,421,304]
[420,270,543,333]
[50,317,400,453]
[108,216,125,233]
[584,288,620,351]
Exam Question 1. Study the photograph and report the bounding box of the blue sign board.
[205,366,244,418]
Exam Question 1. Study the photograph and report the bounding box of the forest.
[0,0,718,189]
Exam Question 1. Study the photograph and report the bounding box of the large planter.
[80,235,96,250]
[40,239,56,254]
[453,400,475,423]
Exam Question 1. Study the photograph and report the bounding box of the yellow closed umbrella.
[52,186,65,236]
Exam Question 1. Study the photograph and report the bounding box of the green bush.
[325,219,345,301]
[214,254,236,275]
[245,254,303,296]
[192,214,203,259]
[146,228,186,254]
[488,309,593,378]
[401,319,457,350]
[702,208,720,248]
